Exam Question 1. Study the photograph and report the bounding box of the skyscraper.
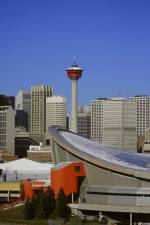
[15,90,31,131]
[46,96,67,139]
[91,98,107,143]
[0,95,15,109]
[77,106,91,139]
[131,95,150,136]
[0,106,15,155]
[102,98,137,151]
[31,85,53,136]
[91,97,137,151]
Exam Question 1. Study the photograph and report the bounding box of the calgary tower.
[66,63,83,133]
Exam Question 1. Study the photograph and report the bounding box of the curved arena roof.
[49,127,150,180]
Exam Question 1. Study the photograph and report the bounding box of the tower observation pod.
[66,63,83,133]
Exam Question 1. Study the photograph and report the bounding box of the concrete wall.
[51,140,150,208]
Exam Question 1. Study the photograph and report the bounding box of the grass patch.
[0,205,48,225]
[0,205,99,225]
[0,205,25,221]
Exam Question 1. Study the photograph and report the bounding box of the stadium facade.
[49,126,150,223]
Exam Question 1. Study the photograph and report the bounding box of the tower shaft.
[66,63,83,133]
[71,79,77,133]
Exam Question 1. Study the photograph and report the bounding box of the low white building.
[0,158,53,182]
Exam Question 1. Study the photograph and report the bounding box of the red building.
[21,180,50,199]
[51,162,85,199]
[21,162,85,202]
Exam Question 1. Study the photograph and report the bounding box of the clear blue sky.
[0,0,150,107]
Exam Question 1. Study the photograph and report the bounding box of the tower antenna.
[73,56,76,64]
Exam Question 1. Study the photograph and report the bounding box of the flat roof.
[0,182,20,191]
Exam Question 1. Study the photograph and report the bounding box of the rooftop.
[49,127,150,179]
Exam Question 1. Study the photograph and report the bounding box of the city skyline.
[1,0,150,107]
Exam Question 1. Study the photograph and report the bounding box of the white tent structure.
[0,158,53,182]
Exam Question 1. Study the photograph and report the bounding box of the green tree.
[36,192,47,219]
[56,188,71,221]
[44,187,55,216]
[20,184,25,201]
[31,195,37,218]
[23,197,33,220]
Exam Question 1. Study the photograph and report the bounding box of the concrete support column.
[130,213,133,225]
[71,79,77,133]
[72,193,74,203]
[7,190,10,203]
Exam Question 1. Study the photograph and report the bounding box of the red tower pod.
[66,63,83,80]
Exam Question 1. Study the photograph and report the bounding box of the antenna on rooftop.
[73,56,76,64]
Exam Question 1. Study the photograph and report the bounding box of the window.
[74,166,80,172]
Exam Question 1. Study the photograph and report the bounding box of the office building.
[31,85,53,136]
[77,106,91,139]
[131,95,150,136]
[143,128,150,153]
[0,95,15,109]
[91,97,137,151]
[15,130,38,158]
[0,106,15,155]
[91,98,107,143]
[66,113,70,130]
[102,97,137,151]
[15,90,31,131]
[46,96,66,140]
[15,110,28,130]
[27,144,52,162]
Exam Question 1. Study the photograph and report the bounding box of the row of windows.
[87,191,150,197]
